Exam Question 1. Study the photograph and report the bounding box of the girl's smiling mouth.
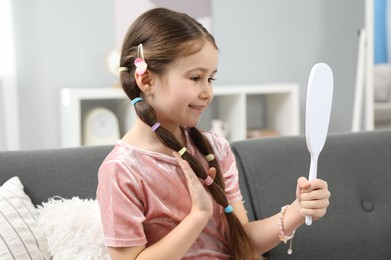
[189,104,205,112]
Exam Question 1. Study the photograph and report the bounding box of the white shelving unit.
[60,88,131,148]
[60,84,299,148]
[374,102,391,129]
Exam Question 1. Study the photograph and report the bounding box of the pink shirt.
[96,130,243,259]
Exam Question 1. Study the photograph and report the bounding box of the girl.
[97,7,330,260]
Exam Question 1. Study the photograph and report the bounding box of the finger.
[173,151,184,162]
[296,177,310,201]
[172,152,197,182]
[173,151,191,170]
[299,197,330,219]
[207,167,217,180]
[301,188,331,201]
[309,179,328,190]
[300,178,328,194]
[300,198,330,210]
[297,176,310,190]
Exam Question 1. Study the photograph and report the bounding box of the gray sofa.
[1,129,391,259]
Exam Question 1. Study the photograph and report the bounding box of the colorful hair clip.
[151,122,160,132]
[205,154,215,162]
[118,67,129,73]
[178,147,187,156]
[134,44,148,75]
[224,205,233,213]
[131,97,143,105]
[204,176,214,186]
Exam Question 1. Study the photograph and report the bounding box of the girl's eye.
[208,77,216,83]
[191,76,201,82]
[190,76,216,83]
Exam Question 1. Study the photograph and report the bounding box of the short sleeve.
[209,133,243,204]
[97,159,147,247]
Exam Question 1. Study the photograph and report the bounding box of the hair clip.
[205,154,215,162]
[131,97,143,105]
[134,44,148,75]
[151,122,160,132]
[178,147,187,156]
[204,176,214,186]
[118,67,129,73]
[224,205,233,213]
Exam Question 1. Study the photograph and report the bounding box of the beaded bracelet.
[278,205,296,255]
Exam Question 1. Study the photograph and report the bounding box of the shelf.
[374,102,391,128]
[60,84,300,148]
[60,88,131,148]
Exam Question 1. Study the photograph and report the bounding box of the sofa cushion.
[0,176,50,259]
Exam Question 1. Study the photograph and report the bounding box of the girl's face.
[151,41,218,132]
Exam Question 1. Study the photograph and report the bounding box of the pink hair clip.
[134,44,148,75]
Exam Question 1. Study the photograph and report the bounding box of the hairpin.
[118,67,129,73]
[131,97,143,105]
[151,122,160,132]
[134,44,148,75]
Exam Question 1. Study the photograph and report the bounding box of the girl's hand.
[173,152,214,217]
[296,177,330,221]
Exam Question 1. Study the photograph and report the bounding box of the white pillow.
[37,196,110,260]
[0,176,50,259]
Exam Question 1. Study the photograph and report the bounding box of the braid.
[189,127,260,260]
[188,128,224,186]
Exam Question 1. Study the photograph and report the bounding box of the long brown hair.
[119,8,259,260]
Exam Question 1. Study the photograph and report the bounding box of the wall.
[0,83,5,149]
[11,0,364,149]
[12,0,116,149]
[113,0,212,48]
[212,0,365,133]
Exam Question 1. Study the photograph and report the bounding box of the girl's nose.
[200,82,213,100]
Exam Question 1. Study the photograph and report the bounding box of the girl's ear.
[134,70,153,93]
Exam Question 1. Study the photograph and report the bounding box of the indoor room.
[1,1,390,259]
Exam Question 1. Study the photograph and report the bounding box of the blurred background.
[2,0,388,150]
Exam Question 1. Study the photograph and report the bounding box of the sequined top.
[96,130,243,259]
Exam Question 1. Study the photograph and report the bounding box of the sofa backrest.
[1,130,391,259]
[231,129,391,260]
[0,145,113,206]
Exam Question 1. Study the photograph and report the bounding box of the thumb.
[297,176,310,189]
[296,177,310,202]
